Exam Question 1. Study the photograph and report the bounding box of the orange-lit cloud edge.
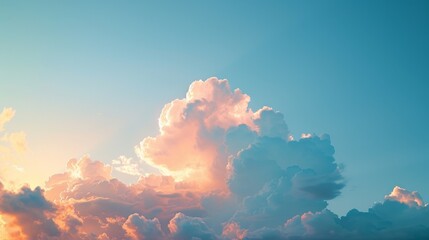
[0,77,428,239]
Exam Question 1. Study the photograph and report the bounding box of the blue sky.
[1,0,429,217]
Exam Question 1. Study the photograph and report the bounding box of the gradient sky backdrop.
[1,0,428,217]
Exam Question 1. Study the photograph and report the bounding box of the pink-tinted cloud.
[385,186,425,207]
[135,78,260,191]
[222,222,247,240]
[1,78,428,239]
[42,156,205,239]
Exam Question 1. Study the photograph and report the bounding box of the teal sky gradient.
[1,1,428,216]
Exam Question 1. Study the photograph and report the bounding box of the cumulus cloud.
[280,186,429,239]
[168,212,217,240]
[123,213,164,240]
[253,106,289,140]
[1,78,428,239]
[227,134,343,230]
[135,78,258,191]
[42,156,205,239]
[385,186,425,207]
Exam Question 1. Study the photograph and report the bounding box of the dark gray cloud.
[0,184,61,239]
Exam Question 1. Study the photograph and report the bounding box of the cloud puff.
[228,135,343,229]
[123,213,164,240]
[385,186,425,207]
[1,78,429,239]
[253,106,289,140]
[67,156,112,181]
[168,212,217,240]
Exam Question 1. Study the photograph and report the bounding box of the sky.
[1,1,429,239]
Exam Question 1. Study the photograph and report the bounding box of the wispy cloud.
[0,108,15,132]
[0,108,27,190]
[112,156,141,176]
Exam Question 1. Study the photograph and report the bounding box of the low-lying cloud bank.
[0,78,428,239]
